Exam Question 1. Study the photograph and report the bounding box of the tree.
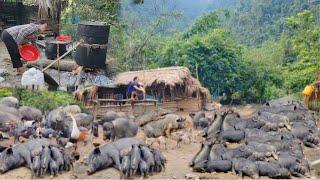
[282,10,320,93]
[155,26,244,102]
[61,0,181,71]
[221,0,315,46]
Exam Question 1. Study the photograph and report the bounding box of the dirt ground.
[0,42,23,87]
[1,42,320,179]
[0,42,68,88]
[1,106,319,179]
[0,109,235,179]
[0,111,238,180]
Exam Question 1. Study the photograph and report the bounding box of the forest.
[1,1,320,179]
[61,0,320,104]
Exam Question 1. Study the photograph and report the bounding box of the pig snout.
[86,164,97,175]
[86,168,95,175]
[131,161,137,169]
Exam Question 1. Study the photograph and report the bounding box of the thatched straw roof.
[115,66,201,88]
[116,66,211,100]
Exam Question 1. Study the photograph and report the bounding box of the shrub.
[0,88,14,98]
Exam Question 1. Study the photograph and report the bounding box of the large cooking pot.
[45,40,68,60]
[75,22,110,69]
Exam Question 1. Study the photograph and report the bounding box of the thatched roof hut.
[115,66,211,100]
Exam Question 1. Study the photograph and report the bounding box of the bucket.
[75,22,110,69]
[45,40,68,60]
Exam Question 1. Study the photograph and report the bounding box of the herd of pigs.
[0,95,319,179]
[0,96,182,178]
[190,97,320,178]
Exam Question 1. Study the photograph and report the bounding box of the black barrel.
[45,40,68,60]
[75,22,110,69]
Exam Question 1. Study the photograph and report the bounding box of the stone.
[0,69,9,76]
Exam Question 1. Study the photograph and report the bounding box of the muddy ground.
[0,118,237,179]
[0,42,75,88]
[0,42,21,87]
[1,106,320,179]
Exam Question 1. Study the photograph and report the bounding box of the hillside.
[121,0,236,29]
[223,0,320,46]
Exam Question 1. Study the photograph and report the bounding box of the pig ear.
[265,102,270,106]
[6,148,13,155]
[93,147,101,155]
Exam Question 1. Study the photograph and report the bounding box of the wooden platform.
[86,97,201,117]
[86,99,158,117]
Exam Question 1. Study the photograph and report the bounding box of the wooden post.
[195,62,201,110]
[162,88,165,103]
[42,41,82,72]
[196,62,199,81]
[57,43,60,85]
[170,86,174,101]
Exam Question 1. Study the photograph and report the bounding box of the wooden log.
[27,59,79,72]
[41,41,82,72]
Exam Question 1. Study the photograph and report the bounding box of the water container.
[45,40,68,60]
[75,22,110,69]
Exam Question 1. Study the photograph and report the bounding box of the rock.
[0,96,19,108]
[185,173,199,180]
[0,77,4,83]
[0,69,9,76]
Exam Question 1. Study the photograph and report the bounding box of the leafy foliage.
[282,10,320,93]
[0,88,14,98]
[16,89,80,112]
[0,88,80,112]
[59,0,320,104]
[222,0,317,46]
[156,27,244,100]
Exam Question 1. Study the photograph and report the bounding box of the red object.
[79,131,88,140]
[19,44,40,62]
[56,35,71,42]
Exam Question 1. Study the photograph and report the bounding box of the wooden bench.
[97,98,157,107]
[85,99,158,117]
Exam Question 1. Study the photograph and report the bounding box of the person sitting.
[127,76,145,101]
[136,82,146,100]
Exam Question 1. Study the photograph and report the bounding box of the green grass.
[0,87,82,112]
